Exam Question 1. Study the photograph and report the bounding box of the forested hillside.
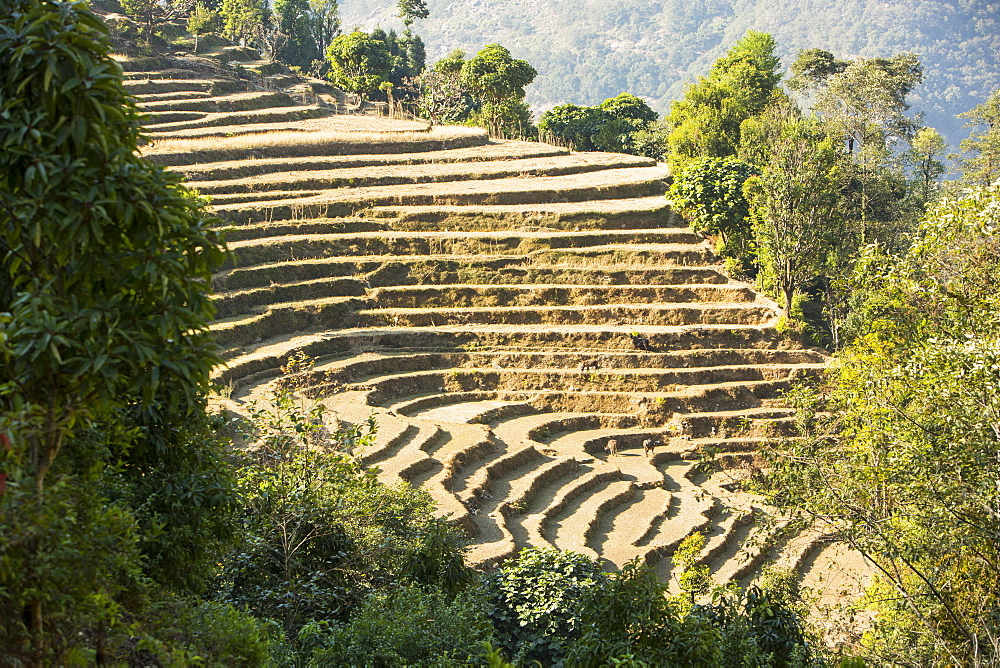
[340,0,999,147]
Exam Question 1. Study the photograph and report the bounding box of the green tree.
[763,183,1000,665]
[539,103,611,150]
[307,584,491,666]
[187,1,222,53]
[787,48,849,93]
[668,156,755,260]
[540,93,658,154]
[0,0,229,660]
[305,0,339,64]
[745,120,844,316]
[397,0,429,28]
[219,0,263,47]
[404,67,472,124]
[434,48,466,75]
[958,88,1000,186]
[326,29,395,103]
[461,44,537,138]
[906,126,947,201]
[812,53,924,156]
[461,43,536,105]
[273,0,318,68]
[488,547,608,666]
[666,31,783,171]
[599,92,658,129]
[120,0,192,44]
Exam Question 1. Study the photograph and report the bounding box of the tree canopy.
[665,31,784,171]
[326,29,395,101]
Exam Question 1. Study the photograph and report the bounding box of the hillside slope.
[341,0,999,146]
[117,49,871,595]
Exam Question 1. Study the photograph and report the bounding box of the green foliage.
[120,0,189,43]
[187,2,222,53]
[600,92,658,128]
[273,0,318,68]
[220,389,473,642]
[220,0,264,46]
[305,0,339,66]
[470,97,536,140]
[307,583,491,666]
[539,93,658,153]
[371,26,425,92]
[666,31,783,171]
[958,88,1000,186]
[0,3,231,662]
[434,48,466,75]
[488,547,608,666]
[0,463,144,663]
[396,0,428,27]
[326,29,395,102]
[137,597,274,667]
[761,184,1000,665]
[404,66,473,124]
[811,53,924,155]
[905,126,947,202]
[565,559,720,667]
[0,0,226,501]
[788,48,849,92]
[539,103,614,150]
[673,532,712,602]
[745,119,844,315]
[668,157,754,260]
[460,43,536,105]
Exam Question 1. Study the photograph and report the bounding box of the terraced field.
[129,54,862,591]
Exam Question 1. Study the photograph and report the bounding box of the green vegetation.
[667,157,754,260]
[761,183,1000,665]
[539,92,658,154]
[326,29,395,102]
[460,43,537,138]
[665,31,783,173]
[958,89,1000,186]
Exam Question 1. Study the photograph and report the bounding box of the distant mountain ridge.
[339,0,999,148]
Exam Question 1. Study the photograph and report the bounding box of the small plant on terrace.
[673,531,712,604]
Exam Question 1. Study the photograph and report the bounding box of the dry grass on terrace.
[185,153,656,194]
[211,165,670,213]
[143,125,486,165]
[173,141,569,181]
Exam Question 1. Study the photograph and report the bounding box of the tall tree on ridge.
[397,0,429,28]
[958,88,1000,186]
[665,31,783,171]
[745,119,844,316]
[306,0,340,65]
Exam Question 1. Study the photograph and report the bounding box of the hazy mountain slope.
[340,0,999,147]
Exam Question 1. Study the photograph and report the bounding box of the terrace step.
[368,283,758,309]
[226,230,704,266]
[213,277,367,318]
[213,166,672,223]
[188,152,654,196]
[145,106,329,134]
[355,302,778,328]
[143,125,488,167]
[214,322,792,388]
[170,140,570,181]
[134,90,215,102]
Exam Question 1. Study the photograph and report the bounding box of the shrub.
[488,547,608,667]
[307,583,492,666]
